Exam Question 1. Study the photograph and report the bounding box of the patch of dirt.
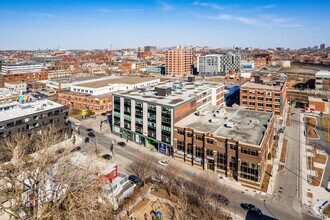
[280,139,288,163]
[278,164,285,172]
[150,187,179,203]
[321,116,330,146]
[305,117,319,139]
[323,204,330,218]
[307,192,313,198]
[309,167,324,187]
[260,164,273,192]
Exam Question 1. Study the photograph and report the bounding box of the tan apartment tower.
[165,46,192,76]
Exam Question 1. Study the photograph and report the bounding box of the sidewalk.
[300,113,330,219]
[268,104,289,195]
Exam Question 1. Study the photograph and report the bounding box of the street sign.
[159,143,167,155]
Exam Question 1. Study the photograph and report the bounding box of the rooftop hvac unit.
[196,111,206,116]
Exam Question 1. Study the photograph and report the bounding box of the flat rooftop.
[48,74,112,84]
[75,77,157,88]
[0,100,64,122]
[175,105,273,146]
[241,81,282,91]
[115,80,223,107]
[315,70,330,77]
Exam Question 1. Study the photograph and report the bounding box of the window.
[240,160,259,182]
[217,152,226,170]
[206,149,213,157]
[266,104,272,108]
[258,91,264,95]
[196,135,203,141]
[258,103,263,107]
[207,139,214,144]
[266,98,272,102]
[249,90,255,94]
[266,92,272,96]
[230,157,237,170]
[178,130,184,135]
[196,147,203,159]
[230,144,237,150]
[242,90,247,93]
[177,140,184,152]
[187,144,193,156]
[187,132,193,138]
[241,148,259,156]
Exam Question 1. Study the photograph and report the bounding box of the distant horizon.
[1,0,329,50]
[0,44,328,51]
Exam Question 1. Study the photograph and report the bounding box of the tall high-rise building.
[197,54,241,77]
[320,44,326,50]
[165,46,193,76]
[144,46,157,52]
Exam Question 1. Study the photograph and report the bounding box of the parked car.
[101,154,112,160]
[88,132,96,138]
[158,160,169,166]
[118,142,126,147]
[84,137,89,143]
[241,203,262,215]
[86,128,93,132]
[70,146,81,152]
[211,193,230,206]
[128,175,144,187]
[291,112,296,116]
[101,112,107,116]
[90,115,96,119]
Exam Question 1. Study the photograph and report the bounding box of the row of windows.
[242,90,280,96]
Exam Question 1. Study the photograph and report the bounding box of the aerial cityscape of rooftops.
[0,1,329,220]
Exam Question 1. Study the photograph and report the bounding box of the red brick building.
[174,106,275,190]
[240,80,287,116]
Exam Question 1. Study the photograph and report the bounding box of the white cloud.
[256,4,276,10]
[199,14,259,25]
[37,13,55,18]
[156,1,173,11]
[97,8,113,13]
[193,1,223,10]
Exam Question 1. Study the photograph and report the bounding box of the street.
[72,116,319,220]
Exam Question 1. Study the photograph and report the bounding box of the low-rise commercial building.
[112,80,225,155]
[47,70,72,79]
[4,82,27,94]
[58,77,160,114]
[174,105,275,190]
[308,97,330,114]
[240,78,287,116]
[315,70,330,91]
[0,62,47,83]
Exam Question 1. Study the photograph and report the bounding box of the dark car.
[101,112,107,116]
[88,132,96,138]
[86,128,94,132]
[85,137,89,143]
[128,175,144,187]
[211,193,230,206]
[241,203,262,215]
[71,146,81,152]
[102,154,112,160]
[118,142,126,147]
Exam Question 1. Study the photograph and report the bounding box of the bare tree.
[126,154,154,182]
[0,126,115,220]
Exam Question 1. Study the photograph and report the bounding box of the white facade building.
[4,82,27,94]
[197,54,241,76]
[70,78,160,96]
[1,63,44,75]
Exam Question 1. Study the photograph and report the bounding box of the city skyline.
[0,0,329,50]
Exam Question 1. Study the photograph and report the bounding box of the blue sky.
[0,0,329,50]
